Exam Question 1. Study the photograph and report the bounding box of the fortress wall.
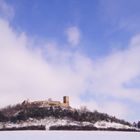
[22,96,70,108]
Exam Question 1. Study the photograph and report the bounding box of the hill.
[0,101,139,131]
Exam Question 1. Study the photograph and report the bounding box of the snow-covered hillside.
[0,102,139,131]
[0,117,138,131]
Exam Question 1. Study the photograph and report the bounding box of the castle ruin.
[22,96,70,108]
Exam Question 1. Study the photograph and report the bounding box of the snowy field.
[0,131,140,140]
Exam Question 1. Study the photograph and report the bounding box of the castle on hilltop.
[22,96,70,108]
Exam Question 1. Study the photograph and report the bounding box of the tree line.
[0,103,131,127]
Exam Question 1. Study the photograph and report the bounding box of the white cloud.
[0,0,14,20]
[100,102,129,118]
[1,17,140,120]
[0,19,89,108]
[90,36,140,101]
[66,26,80,46]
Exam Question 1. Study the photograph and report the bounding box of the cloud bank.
[1,16,140,120]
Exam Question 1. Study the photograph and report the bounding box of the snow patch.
[94,121,135,129]
[0,117,138,131]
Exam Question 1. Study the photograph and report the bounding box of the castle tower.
[63,96,69,106]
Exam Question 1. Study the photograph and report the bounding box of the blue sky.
[0,0,140,122]
[9,0,140,54]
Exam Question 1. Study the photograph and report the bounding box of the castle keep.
[22,96,70,108]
